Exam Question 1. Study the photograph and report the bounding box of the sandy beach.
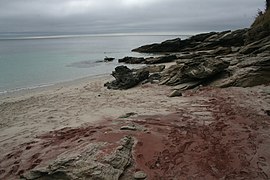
[0,72,270,179]
[0,74,171,148]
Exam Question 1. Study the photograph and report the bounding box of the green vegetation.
[252,6,270,28]
[246,1,270,42]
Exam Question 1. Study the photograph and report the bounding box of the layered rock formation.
[23,136,134,180]
[132,29,248,53]
[112,16,270,90]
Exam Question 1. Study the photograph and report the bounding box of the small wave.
[0,83,54,95]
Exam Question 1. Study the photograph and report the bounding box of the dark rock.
[188,32,218,42]
[104,66,149,90]
[132,29,248,53]
[118,56,145,64]
[145,55,177,64]
[104,57,115,62]
[214,29,248,47]
[265,110,270,116]
[132,38,182,53]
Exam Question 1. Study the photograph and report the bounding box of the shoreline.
[0,73,112,100]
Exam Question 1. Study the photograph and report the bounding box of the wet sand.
[0,75,270,179]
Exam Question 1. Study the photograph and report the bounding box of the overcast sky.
[0,0,265,34]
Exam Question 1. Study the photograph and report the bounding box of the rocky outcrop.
[215,55,270,87]
[110,21,270,90]
[160,57,229,89]
[104,66,149,90]
[132,38,182,53]
[118,55,178,65]
[132,29,248,53]
[240,35,270,54]
[23,136,134,180]
[104,57,115,62]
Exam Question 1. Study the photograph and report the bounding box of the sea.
[0,32,189,94]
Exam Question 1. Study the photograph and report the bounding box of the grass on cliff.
[252,8,270,28]
[246,8,270,42]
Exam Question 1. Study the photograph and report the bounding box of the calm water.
[0,34,187,93]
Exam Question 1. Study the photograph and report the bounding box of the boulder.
[104,57,115,62]
[23,136,134,180]
[132,38,182,53]
[104,66,149,90]
[118,57,145,64]
[181,58,229,79]
[160,58,229,88]
[133,171,147,179]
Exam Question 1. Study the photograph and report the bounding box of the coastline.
[0,73,112,100]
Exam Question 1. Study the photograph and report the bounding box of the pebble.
[133,171,147,179]
[120,125,137,131]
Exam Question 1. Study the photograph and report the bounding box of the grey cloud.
[0,0,265,34]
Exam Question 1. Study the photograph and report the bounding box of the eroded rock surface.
[160,57,229,88]
[132,29,248,53]
[23,136,134,180]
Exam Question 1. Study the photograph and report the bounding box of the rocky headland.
[105,24,270,91]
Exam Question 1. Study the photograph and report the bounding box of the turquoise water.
[0,34,186,93]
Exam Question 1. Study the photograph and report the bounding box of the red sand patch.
[1,86,270,179]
